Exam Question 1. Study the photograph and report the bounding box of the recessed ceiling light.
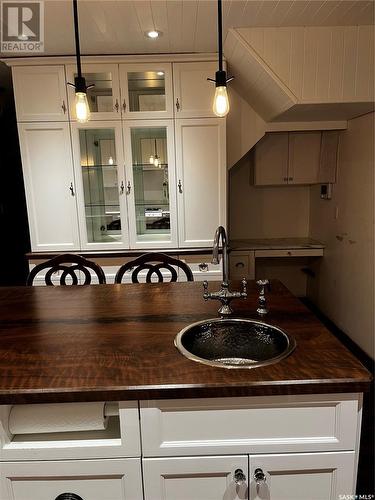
[157,71,164,76]
[146,30,161,39]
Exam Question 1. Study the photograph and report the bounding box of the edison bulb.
[149,155,154,164]
[108,156,114,165]
[153,156,160,167]
[75,92,90,122]
[213,86,229,117]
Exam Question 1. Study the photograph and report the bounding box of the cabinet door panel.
[173,62,217,118]
[254,133,288,186]
[12,66,68,122]
[120,63,173,119]
[0,458,143,500]
[143,456,248,500]
[66,64,121,121]
[249,452,355,500]
[123,120,178,248]
[18,123,80,251]
[175,118,226,247]
[288,132,321,184]
[71,121,130,250]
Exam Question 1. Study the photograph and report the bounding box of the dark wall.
[0,62,30,285]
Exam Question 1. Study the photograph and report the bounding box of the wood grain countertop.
[0,281,370,404]
[229,238,325,251]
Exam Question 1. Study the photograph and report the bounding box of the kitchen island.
[0,281,371,499]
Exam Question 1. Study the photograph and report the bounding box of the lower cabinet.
[143,452,355,500]
[0,458,143,500]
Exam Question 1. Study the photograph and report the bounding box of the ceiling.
[2,0,374,57]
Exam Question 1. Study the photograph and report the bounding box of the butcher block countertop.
[0,281,370,405]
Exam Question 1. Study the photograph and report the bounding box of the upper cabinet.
[173,62,218,118]
[119,63,173,119]
[254,131,338,186]
[66,64,121,121]
[12,66,68,122]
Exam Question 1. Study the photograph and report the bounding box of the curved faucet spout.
[212,226,228,285]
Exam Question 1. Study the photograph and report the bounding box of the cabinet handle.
[69,182,75,196]
[283,177,288,182]
[235,262,245,268]
[126,180,131,194]
[120,181,124,194]
[176,98,180,111]
[198,263,208,272]
[253,468,266,485]
[289,176,293,181]
[114,99,119,112]
[55,494,84,500]
[178,179,183,193]
[234,468,247,486]
[61,100,67,114]
[122,100,126,112]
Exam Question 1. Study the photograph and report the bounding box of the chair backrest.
[115,252,194,283]
[26,254,106,286]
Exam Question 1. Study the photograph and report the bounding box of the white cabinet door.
[254,133,288,186]
[71,121,130,250]
[120,63,173,119]
[18,122,80,252]
[0,458,143,500]
[12,66,68,122]
[175,118,226,247]
[288,132,321,184]
[66,63,121,121]
[249,452,356,500]
[173,62,218,118]
[143,456,248,500]
[123,119,178,249]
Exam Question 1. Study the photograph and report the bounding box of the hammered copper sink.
[175,318,297,369]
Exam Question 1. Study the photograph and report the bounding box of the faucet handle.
[241,277,247,297]
[256,279,270,316]
[203,280,209,300]
[256,279,270,292]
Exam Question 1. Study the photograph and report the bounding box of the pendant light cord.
[217,0,223,72]
[73,0,82,79]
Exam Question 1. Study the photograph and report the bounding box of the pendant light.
[153,139,160,167]
[207,0,233,117]
[68,0,93,123]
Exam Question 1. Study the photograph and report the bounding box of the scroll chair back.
[115,252,194,283]
[26,254,106,286]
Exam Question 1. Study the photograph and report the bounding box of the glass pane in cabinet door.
[128,71,166,112]
[130,127,171,241]
[75,72,113,113]
[79,128,122,243]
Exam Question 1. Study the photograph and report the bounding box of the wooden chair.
[115,252,194,283]
[26,254,106,286]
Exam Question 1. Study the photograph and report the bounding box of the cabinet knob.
[55,494,83,500]
[178,179,183,193]
[69,182,75,196]
[120,181,124,194]
[122,100,126,112]
[235,262,244,268]
[61,100,67,114]
[289,176,293,181]
[283,177,288,182]
[114,99,119,112]
[126,181,131,194]
[234,468,247,486]
[198,263,208,272]
[176,98,180,111]
[253,468,266,485]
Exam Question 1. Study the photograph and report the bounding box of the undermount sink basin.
[175,318,296,369]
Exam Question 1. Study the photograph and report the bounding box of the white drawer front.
[0,458,142,500]
[140,394,360,456]
[0,402,140,461]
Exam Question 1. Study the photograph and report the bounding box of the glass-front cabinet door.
[66,64,121,121]
[123,120,178,248]
[71,122,130,250]
[119,64,173,119]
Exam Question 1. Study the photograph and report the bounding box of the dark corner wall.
[0,62,30,285]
